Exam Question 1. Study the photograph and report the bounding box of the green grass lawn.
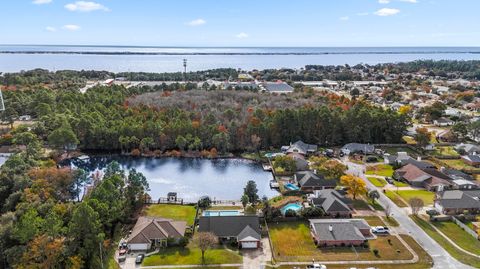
[385,190,408,207]
[144,204,197,225]
[351,199,371,210]
[431,221,480,256]
[366,164,394,177]
[411,215,480,268]
[393,180,409,187]
[362,216,386,226]
[142,245,242,266]
[368,199,384,211]
[431,146,460,157]
[383,216,400,227]
[441,159,480,172]
[367,177,387,187]
[268,221,412,262]
[396,190,435,205]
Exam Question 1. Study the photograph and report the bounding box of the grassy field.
[362,216,386,226]
[431,146,460,157]
[351,199,371,210]
[268,221,412,262]
[385,190,408,207]
[366,164,394,177]
[396,190,435,205]
[367,177,387,187]
[383,216,400,227]
[402,136,417,145]
[144,204,197,225]
[431,221,480,255]
[142,245,242,266]
[393,180,409,187]
[411,215,480,268]
[441,158,480,171]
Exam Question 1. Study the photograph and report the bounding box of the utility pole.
[183,59,188,82]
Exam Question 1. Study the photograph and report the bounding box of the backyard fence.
[452,216,479,240]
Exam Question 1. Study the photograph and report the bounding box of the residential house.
[394,163,452,191]
[452,179,479,190]
[461,155,480,167]
[310,189,352,217]
[433,117,454,127]
[295,171,336,191]
[442,168,473,181]
[455,143,480,155]
[198,216,261,249]
[281,140,318,156]
[341,143,375,156]
[434,190,480,215]
[309,219,373,247]
[287,152,309,171]
[127,217,187,251]
[436,129,458,143]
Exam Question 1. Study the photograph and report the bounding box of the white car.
[306,264,327,269]
[371,226,390,234]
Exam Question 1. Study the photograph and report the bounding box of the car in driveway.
[371,226,389,234]
[135,254,144,264]
[306,264,327,269]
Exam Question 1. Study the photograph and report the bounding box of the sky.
[0,0,479,47]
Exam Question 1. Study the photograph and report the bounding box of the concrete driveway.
[242,238,272,269]
[345,161,473,269]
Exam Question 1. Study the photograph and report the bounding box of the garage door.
[241,241,257,249]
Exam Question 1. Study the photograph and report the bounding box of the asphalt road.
[345,161,473,269]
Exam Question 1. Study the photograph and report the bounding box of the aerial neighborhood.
[2,61,480,269]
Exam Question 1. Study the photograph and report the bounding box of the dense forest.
[0,85,409,154]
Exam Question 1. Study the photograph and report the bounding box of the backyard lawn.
[411,215,480,268]
[144,204,197,225]
[367,177,387,187]
[366,164,394,177]
[396,190,435,205]
[431,146,460,157]
[431,221,480,256]
[268,221,412,262]
[142,245,242,266]
[385,190,408,207]
[441,159,480,172]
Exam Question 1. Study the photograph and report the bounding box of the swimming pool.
[284,183,300,191]
[202,210,241,217]
[281,203,303,215]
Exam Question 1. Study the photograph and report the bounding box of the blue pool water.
[284,183,300,191]
[281,203,303,215]
[202,210,241,217]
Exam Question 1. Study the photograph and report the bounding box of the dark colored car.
[135,254,145,264]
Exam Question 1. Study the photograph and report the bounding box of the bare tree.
[408,197,424,215]
[384,204,392,219]
[193,232,218,264]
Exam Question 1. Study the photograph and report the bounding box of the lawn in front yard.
[393,180,409,187]
[351,199,371,210]
[142,245,242,266]
[411,215,480,268]
[268,221,412,262]
[431,221,480,256]
[385,190,408,207]
[366,164,394,177]
[367,177,387,187]
[396,190,435,205]
[144,204,197,225]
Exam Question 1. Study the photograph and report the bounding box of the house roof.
[263,82,294,92]
[462,155,480,163]
[198,216,261,238]
[296,171,336,188]
[237,225,261,241]
[437,190,480,209]
[128,217,187,245]
[396,164,450,186]
[311,189,351,213]
[443,168,473,181]
[285,140,318,155]
[455,143,480,154]
[341,143,374,154]
[309,219,370,242]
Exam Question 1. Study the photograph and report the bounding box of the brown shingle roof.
[128,217,186,244]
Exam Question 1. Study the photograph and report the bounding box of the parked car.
[306,264,327,269]
[385,177,394,184]
[119,248,128,256]
[366,156,378,163]
[371,226,389,234]
[135,254,145,264]
[117,255,126,263]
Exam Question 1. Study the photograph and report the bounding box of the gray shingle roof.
[198,216,260,238]
[296,171,336,188]
[311,189,351,213]
[309,219,370,242]
[285,140,318,155]
[341,143,374,154]
[263,82,294,92]
[237,225,261,241]
[438,190,480,209]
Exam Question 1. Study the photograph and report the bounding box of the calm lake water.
[64,156,277,202]
[1,46,480,72]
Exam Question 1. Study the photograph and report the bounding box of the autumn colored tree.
[340,174,367,200]
[17,235,66,269]
[309,156,346,180]
[415,127,432,148]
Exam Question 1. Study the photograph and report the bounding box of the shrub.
[373,249,379,256]
[284,209,297,217]
[178,237,189,247]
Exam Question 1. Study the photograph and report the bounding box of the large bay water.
[1,46,480,72]
[64,156,277,202]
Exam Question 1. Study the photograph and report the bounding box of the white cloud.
[33,0,52,4]
[378,0,390,3]
[400,0,418,2]
[374,8,400,16]
[235,32,249,39]
[65,1,109,12]
[46,26,57,32]
[186,19,206,26]
[339,16,349,21]
[62,24,81,31]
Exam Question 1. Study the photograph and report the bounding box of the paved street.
[345,161,473,269]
